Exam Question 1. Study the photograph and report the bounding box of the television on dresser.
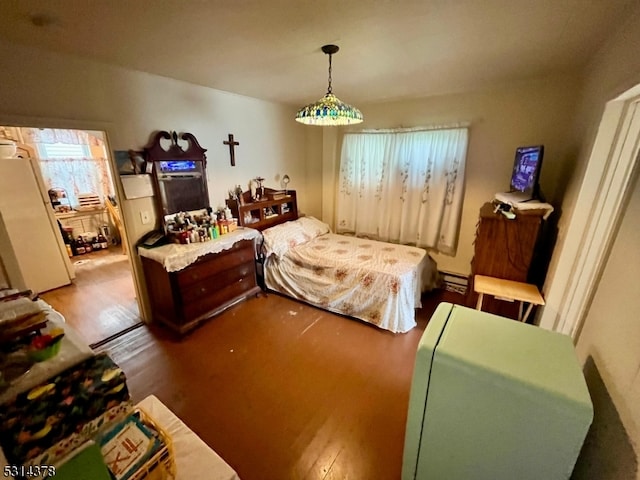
[510,145,544,196]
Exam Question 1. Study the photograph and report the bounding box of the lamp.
[295,45,363,126]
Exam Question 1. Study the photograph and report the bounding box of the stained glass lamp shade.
[295,45,363,126]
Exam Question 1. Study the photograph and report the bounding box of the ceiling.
[0,0,634,107]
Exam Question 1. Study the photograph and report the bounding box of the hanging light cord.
[327,53,333,94]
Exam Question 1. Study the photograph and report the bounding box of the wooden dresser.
[468,202,547,313]
[471,203,545,281]
[139,232,261,334]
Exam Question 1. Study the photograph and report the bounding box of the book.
[55,440,112,480]
[267,191,290,201]
[99,413,161,480]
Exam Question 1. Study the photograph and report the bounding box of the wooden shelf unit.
[226,188,298,231]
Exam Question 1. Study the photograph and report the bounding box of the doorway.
[538,90,640,338]
[0,125,141,346]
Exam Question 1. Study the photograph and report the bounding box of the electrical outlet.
[140,210,151,225]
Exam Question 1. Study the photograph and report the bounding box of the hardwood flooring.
[40,247,140,346]
[96,288,465,480]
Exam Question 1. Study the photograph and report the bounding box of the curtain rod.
[344,122,470,134]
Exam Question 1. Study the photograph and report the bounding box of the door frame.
[538,87,640,339]
[0,113,149,322]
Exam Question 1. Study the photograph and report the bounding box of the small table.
[474,275,545,323]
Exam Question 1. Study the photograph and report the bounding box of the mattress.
[262,217,438,333]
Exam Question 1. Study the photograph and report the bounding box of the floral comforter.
[262,217,438,333]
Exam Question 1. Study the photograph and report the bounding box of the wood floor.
[40,247,140,346]
[96,288,465,480]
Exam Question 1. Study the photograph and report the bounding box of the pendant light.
[295,45,363,126]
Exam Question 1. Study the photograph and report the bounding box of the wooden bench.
[474,275,545,323]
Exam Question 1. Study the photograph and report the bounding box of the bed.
[261,217,438,333]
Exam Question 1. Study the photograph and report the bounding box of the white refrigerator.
[0,156,73,293]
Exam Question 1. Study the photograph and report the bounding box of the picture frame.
[114,150,148,175]
[114,150,135,175]
[128,149,147,174]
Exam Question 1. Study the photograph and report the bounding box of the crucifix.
[223,133,239,166]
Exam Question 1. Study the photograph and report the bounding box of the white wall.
[303,128,324,219]
[0,39,307,236]
[572,170,640,478]
[553,4,640,477]
[544,6,640,288]
[0,38,307,319]
[318,74,581,275]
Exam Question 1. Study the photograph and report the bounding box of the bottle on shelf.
[100,225,111,242]
[75,237,86,255]
[98,233,109,250]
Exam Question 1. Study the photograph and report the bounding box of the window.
[34,135,114,209]
[336,126,468,255]
[37,143,91,159]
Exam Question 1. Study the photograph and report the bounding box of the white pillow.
[262,217,332,258]
[297,216,331,238]
[262,221,311,258]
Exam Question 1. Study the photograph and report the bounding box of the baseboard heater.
[439,271,468,294]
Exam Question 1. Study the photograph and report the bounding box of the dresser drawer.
[181,261,255,304]
[183,269,257,321]
[176,240,255,288]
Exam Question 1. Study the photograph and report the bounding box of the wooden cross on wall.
[223,133,239,166]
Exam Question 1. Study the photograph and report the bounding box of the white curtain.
[336,126,468,255]
[39,157,114,207]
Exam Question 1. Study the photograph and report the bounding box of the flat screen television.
[510,145,544,194]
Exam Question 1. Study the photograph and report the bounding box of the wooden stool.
[474,275,545,323]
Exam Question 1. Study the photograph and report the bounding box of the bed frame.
[259,216,436,333]
[226,188,298,231]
